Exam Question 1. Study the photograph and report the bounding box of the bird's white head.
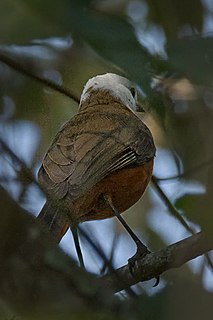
[80,73,137,112]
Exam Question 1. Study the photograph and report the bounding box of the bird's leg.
[103,195,150,264]
[70,225,85,270]
[104,195,160,286]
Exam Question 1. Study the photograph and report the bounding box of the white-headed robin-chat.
[37,73,156,268]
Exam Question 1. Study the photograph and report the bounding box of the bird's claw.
[128,245,150,274]
[153,276,160,287]
[128,245,160,287]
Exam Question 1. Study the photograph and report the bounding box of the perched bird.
[37,73,156,268]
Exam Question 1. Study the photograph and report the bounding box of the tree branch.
[102,232,213,293]
[151,176,194,233]
[0,186,119,317]
[0,51,79,103]
[151,176,213,269]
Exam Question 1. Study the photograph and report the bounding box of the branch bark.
[102,232,213,293]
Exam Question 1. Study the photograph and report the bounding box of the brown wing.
[38,107,155,201]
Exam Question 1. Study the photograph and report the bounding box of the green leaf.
[0,0,156,90]
[175,193,213,233]
[147,0,204,40]
[0,0,75,43]
[167,37,213,85]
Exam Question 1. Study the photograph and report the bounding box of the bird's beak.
[136,101,145,113]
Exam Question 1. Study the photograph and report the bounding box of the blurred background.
[0,0,213,319]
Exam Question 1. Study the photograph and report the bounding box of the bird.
[37,73,156,269]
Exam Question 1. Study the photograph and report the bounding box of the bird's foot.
[128,244,150,271]
[128,244,160,287]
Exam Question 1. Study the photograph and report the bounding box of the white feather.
[80,73,137,112]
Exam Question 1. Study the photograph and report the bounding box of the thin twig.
[78,225,137,297]
[0,137,38,186]
[151,175,213,269]
[0,52,79,103]
[155,156,213,182]
[151,175,194,233]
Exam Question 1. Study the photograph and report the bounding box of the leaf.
[175,193,213,233]
[167,37,213,85]
[147,0,204,40]
[68,1,155,90]
[0,0,158,90]
[0,0,74,43]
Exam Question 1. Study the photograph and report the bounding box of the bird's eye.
[130,87,136,98]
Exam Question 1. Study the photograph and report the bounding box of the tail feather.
[37,201,69,243]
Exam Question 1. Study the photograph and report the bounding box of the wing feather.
[38,108,155,201]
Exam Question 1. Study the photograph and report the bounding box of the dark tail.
[37,201,70,243]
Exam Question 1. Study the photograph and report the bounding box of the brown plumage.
[37,73,156,247]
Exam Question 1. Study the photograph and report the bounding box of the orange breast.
[76,159,154,222]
